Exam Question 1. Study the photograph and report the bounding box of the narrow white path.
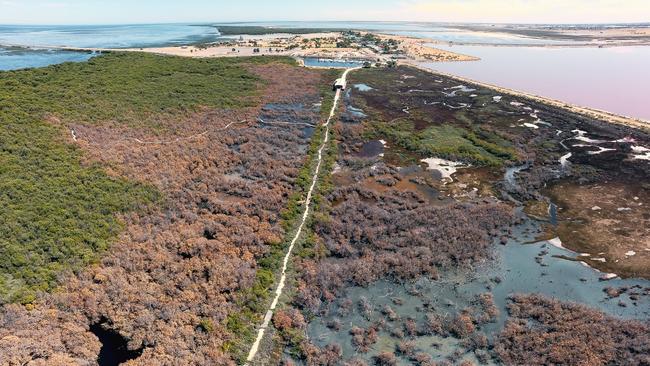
[245,68,355,364]
[129,119,245,144]
[72,120,246,145]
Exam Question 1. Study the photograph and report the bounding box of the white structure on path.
[333,77,347,91]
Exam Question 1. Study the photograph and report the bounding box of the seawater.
[0,47,94,71]
[0,23,219,71]
[0,24,218,48]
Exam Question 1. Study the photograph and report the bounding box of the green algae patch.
[369,120,515,166]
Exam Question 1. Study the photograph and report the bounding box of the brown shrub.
[495,294,650,366]
[447,313,476,339]
[374,351,398,366]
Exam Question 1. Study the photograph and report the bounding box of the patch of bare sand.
[376,33,479,62]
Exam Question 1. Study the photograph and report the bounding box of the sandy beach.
[375,33,479,61]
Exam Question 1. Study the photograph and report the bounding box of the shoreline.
[5,41,648,132]
[402,61,649,132]
[5,38,650,51]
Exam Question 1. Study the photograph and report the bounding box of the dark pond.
[358,140,385,158]
[90,323,143,366]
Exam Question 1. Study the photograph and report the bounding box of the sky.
[1,0,649,25]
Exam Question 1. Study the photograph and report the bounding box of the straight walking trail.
[245,67,355,364]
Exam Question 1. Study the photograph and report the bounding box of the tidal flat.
[345,66,650,278]
[278,65,650,365]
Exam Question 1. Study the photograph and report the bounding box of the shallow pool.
[307,218,650,363]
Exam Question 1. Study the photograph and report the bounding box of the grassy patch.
[369,119,516,166]
[0,53,291,304]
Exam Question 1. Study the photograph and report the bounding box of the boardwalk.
[244,67,355,364]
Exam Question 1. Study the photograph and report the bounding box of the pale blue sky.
[1,0,649,25]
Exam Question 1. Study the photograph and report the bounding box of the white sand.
[631,145,650,160]
[587,146,617,155]
[571,129,607,144]
[421,157,468,182]
[548,237,564,249]
[560,153,572,167]
[600,273,619,280]
[443,102,469,109]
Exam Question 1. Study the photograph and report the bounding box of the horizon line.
[1,20,650,27]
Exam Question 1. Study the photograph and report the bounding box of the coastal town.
[63,29,479,64]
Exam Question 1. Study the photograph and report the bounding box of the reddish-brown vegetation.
[350,325,379,353]
[289,105,515,316]
[374,351,398,366]
[447,312,476,339]
[274,309,307,333]
[299,342,344,366]
[395,340,415,357]
[495,294,650,366]
[0,302,101,365]
[0,61,331,364]
[412,352,435,366]
[293,182,514,314]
